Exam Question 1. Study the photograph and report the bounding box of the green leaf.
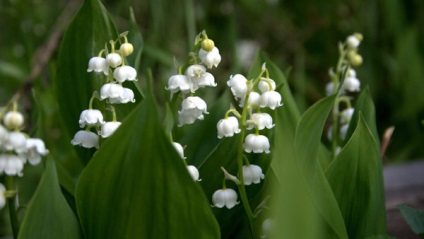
[398,204,424,237]
[326,115,387,238]
[56,0,141,162]
[75,94,219,238]
[18,157,82,239]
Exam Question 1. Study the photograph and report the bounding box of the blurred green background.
[0,0,423,165]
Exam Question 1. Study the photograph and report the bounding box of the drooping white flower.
[187,165,201,181]
[3,111,24,129]
[172,142,186,159]
[178,96,208,126]
[197,72,217,89]
[259,91,283,110]
[217,116,240,139]
[3,132,27,154]
[239,91,261,107]
[325,82,335,96]
[71,130,99,149]
[243,134,270,154]
[227,74,248,100]
[347,35,360,49]
[106,53,122,68]
[79,109,105,127]
[0,154,25,176]
[0,125,9,147]
[0,183,5,209]
[340,108,354,124]
[99,122,121,138]
[340,124,349,141]
[247,113,274,130]
[261,218,272,239]
[242,164,265,185]
[100,83,124,101]
[198,47,221,69]
[108,88,136,104]
[185,64,207,92]
[212,188,239,209]
[113,66,137,83]
[166,75,191,95]
[25,138,49,165]
[343,77,360,92]
[87,57,109,75]
[258,79,276,93]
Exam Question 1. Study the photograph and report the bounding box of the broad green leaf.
[398,204,424,237]
[75,93,219,238]
[326,115,387,238]
[56,0,141,162]
[290,95,348,238]
[18,157,82,239]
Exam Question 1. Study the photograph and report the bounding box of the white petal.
[71,130,99,149]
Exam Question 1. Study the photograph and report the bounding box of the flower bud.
[201,39,215,52]
[120,43,134,56]
[187,165,201,181]
[3,111,24,129]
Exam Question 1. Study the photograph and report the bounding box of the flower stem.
[6,176,19,238]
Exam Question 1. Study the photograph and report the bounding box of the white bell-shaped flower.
[79,109,105,127]
[71,130,99,149]
[340,124,349,141]
[25,138,49,165]
[113,66,137,83]
[242,164,265,185]
[340,108,354,124]
[99,122,121,138]
[166,75,190,94]
[100,83,124,101]
[217,116,240,139]
[244,134,270,154]
[258,79,276,93]
[0,183,5,209]
[347,35,360,49]
[87,57,109,75]
[0,154,25,176]
[325,82,335,96]
[227,74,248,100]
[178,96,208,126]
[343,77,360,92]
[187,165,201,181]
[198,47,221,69]
[172,142,186,159]
[3,132,27,154]
[0,125,9,147]
[260,91,283,110]
[108,88,136,104]
[106,53,122,68]
[3,111,24,129]
[261,218,272,239]
[197,72,217,89]
[185,65,207,92]
[212,188,239,209]
[247,113,274,130]
[239,91,261,107]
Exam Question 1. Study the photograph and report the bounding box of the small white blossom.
[100,83,124,101]
[3,132,27,154]
[261,218,272,238]
[113,66,137,83]
[227,74,248,100]
[185,65,207,92]
[247,113,274,130]
[325,82,335,96]
[178,96,208,126]
[3,111,24,129]
[0,154,25,176]
[187,165,201,181]
[258,79,276,93]
[0,125,8,147]
[340,124,349,141]
[217,116,241,139]
[239,91,261,107]
[212,188,239,209]
[198,47,221,69]
[79,109,105,127]
[260,91,283,110]
[106,53,122,68]
[347,35,360,49]
[340,108,354,124]
[108,88,135,104]
[244,134,270,154]
[71,130,99,149]
[99,122,121,138]
[343,77,360,92]
[166,75,191,95]
[25,138,49,165]
[172,142,186,159]
[87,57,109,75]
[0,183,5,209]
[197,72,217,89]
[242,164,265,185]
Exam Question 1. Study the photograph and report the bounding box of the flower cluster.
[166,30,221,126]
[0,108,49,177]
[171,141,200,182]
[71,32,137,149]
[212,63,281,209]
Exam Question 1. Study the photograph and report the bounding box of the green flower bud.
[120,43,134,56]
[201,39,215,52]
